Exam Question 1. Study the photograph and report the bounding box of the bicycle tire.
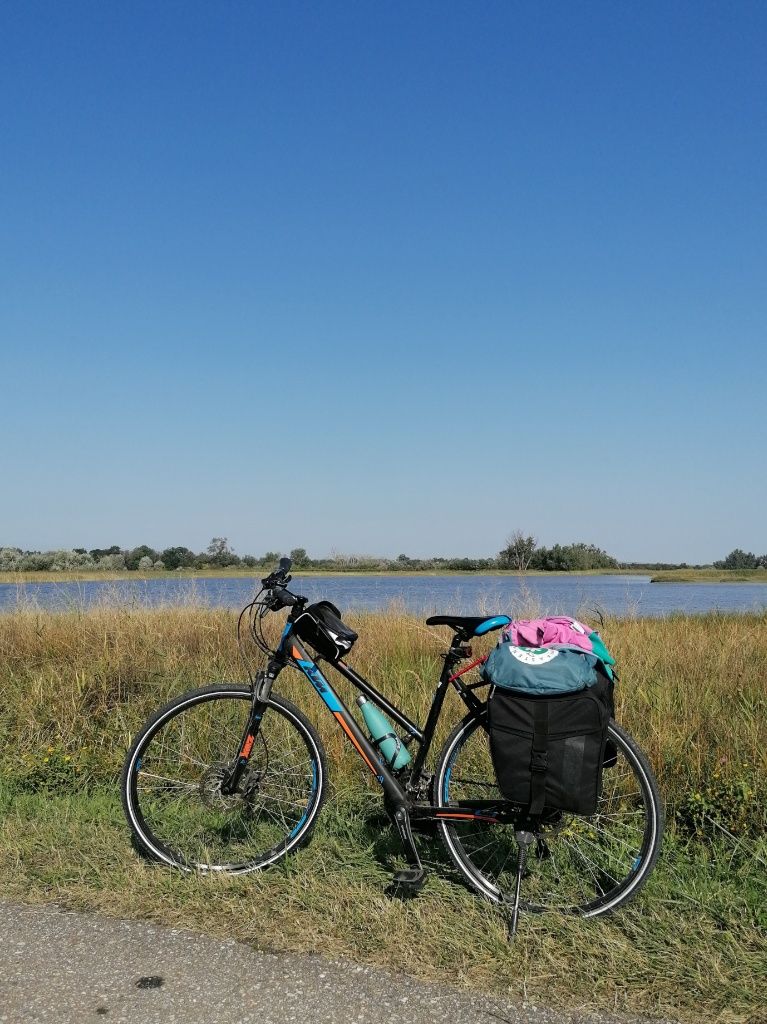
[121,685,327,873]
[434,709,664,917]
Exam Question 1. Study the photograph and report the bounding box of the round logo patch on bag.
[506,646,559,665]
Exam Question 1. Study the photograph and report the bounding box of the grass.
[1,603,766,1020]
[651,569,767,584]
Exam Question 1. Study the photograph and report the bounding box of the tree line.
[0,540,502,573]
[0,536,763,574]
[712,549,767,570]
[0,538,260,573]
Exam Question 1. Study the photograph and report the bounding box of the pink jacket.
[503,616,594,653]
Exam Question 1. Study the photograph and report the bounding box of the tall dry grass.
[1,602,766,1021]
[0,601,765,832]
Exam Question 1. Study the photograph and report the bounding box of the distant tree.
[19,552,54,571]
[125,545,158,570]
[499,531,538,571]
[715,549,759,570]
[153,559,165,570]
[44,549,93,571]
[137,555,154,571]
[97,553,126,571]
[445,558,487,571]
[529,541,618,572]
[0,547,23,571]
[207,537,231,558]
[396,553,411,563]
[289,547,309,567]
[89,545,122,560]
[160,546,196,570]
[262,551,280,564]
[205,537,241,567]
[241,555,257,568]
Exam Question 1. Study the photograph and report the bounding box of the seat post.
[442,630,470,678]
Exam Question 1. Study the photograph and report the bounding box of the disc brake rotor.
[199,735,268,810]
[199,763,243,810]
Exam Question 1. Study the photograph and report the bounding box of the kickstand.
[507,830,535,939]
[385,802,427,898]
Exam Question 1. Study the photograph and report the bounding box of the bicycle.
[121,558,664,924]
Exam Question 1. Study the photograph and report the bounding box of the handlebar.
[267,587,301,610]
[259,557,307,613]
[261,556,293,589]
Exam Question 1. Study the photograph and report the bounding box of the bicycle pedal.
[386,867,427,899]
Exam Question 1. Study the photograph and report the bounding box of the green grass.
[651,569,767,583]
[1,604,766,1020]
[1,784,765,1023]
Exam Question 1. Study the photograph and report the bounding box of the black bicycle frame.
[260,623,510,825]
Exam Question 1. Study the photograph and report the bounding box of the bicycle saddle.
[425,614,511,637]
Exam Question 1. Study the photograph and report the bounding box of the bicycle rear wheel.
[121,685,327,873]
[434,710,663,917]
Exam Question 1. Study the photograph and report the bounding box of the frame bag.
[487,672,614,816]
[292,601,358,662]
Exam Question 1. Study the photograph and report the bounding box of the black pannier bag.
[292,601,358,662]
[487,673,614,816]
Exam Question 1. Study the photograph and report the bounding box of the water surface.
[2,574,766,618]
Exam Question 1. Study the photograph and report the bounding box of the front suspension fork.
[221,667,278,796]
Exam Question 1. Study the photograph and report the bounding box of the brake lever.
[261,570,293,589]
[263,588,298,611]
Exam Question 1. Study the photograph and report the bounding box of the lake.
[1,574,766,618]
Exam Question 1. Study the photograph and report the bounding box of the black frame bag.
[488,673,614,816]
[292,601,358,662]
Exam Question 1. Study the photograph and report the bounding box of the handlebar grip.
[261,557,293,589]
[264,588,300,611]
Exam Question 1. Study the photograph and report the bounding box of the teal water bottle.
[356,696,412,771]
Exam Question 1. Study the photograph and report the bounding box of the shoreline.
[1,567,766,585]
[0,568,641,584]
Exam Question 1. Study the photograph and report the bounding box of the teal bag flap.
[588,631,616,680]
[482,644,599,695]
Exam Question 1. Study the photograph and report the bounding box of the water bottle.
[356,696,412,771]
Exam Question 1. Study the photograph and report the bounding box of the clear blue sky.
[2,1,765,563]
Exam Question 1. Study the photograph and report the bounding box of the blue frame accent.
[294,656,344,713]
[443,747,457,800]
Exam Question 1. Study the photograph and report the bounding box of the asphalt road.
[0,901,657,1024]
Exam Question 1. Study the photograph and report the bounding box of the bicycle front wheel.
[434,711,663,917]
[121,685,327,873]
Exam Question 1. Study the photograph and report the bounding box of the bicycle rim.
[123,688,325,872]
[436,714,663,916]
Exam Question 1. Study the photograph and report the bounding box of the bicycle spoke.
[437,714,662,915]
[125,691,323,872]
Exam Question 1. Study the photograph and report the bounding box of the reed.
[1,602,765,1020]
[1,603,765,829]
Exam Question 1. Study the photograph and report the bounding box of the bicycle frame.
[221,603,514,889]
[123,566,662,918]
[269,623,510,825]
